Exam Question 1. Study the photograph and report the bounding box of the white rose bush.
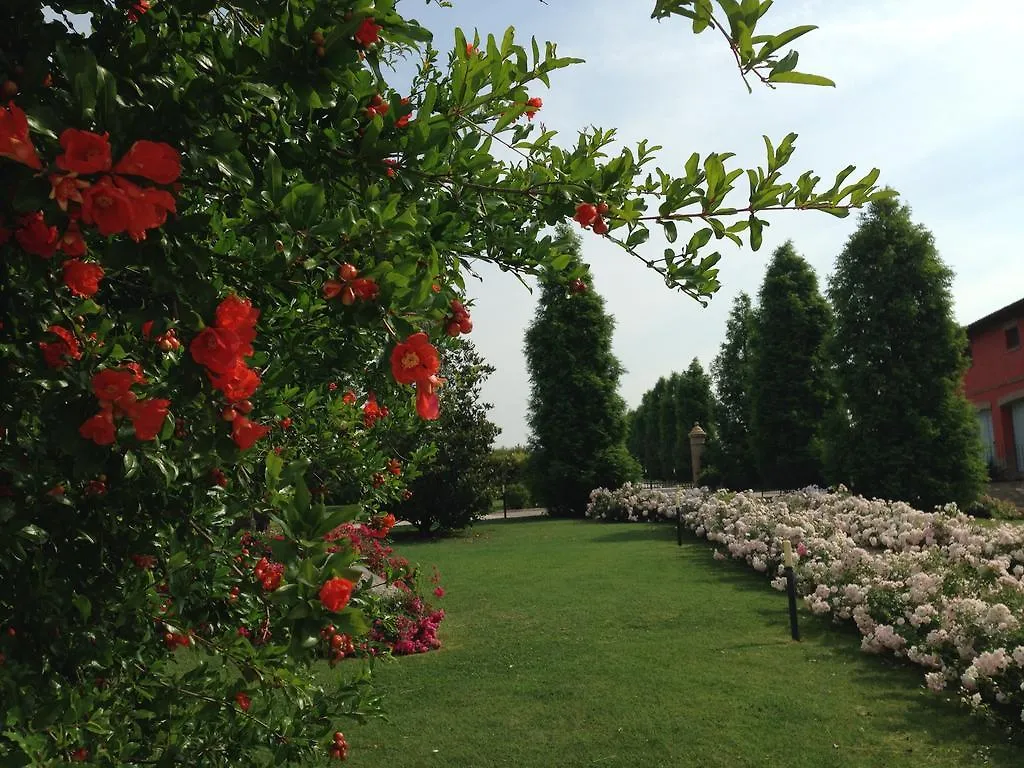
[586,484,1024,723]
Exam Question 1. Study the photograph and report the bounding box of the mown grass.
[324,519,1020,768]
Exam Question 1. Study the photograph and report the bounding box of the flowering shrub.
[1,0,886,763]
[587,484,1024,724]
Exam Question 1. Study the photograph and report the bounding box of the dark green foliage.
[627,360,716,483]
[399,340,501,534]
[750,242,834,489]
[524,226,640,516]
[710,292,760,489]
[826,197,986,508]
[490,445,532,511]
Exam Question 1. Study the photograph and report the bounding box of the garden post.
[783,541,801,641]
[688,423,707,486]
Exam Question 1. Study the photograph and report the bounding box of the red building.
[964,297,1024,476]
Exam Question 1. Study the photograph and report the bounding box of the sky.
[401,0,1024,447]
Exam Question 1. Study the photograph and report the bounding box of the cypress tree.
[524,226,640,515]
[658,374,680,482]
[750,241,833,489]
[673,360,716,481]
[710,292,759,489]
[826,196,985,508]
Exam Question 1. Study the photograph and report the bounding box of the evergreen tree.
[658,374,680,482]
[751,241,833,489]
[826,197,986,508]
[524,226,640,515]
[400,339,502,534]
[674,359,716,481]
[710,292,759,488]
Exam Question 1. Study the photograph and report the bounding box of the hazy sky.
[401,1,1024,447]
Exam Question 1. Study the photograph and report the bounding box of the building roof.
[966,297,1024,334]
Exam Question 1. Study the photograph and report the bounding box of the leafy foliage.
[627,361,715,483]
[0,0,885,763]
[708,291,759,489]
[826,197,986,508]
[398,339,500,534]
[525,226,640,516]
[750,242,833,489]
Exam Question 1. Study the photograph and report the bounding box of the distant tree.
[674,359,716,482]
[751,242,833,489]
[826,197,986,508]
[525,226,640,516]
[399,339,501,534]
[710,292,759,488]
[490,445,533,512]
[658,374,681,482]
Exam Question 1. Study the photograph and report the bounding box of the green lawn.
[327,519,1020,767]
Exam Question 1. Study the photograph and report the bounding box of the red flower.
[70,748,89,762]
[322,279,343,299]
[92,369,136,403]
[81,177,136,236]
[80,409,116,445]
[208,361,260,402]
[342,390,356,405]
[363,393,381,427]
[0,102,42,169]
[524,96,542,121]
[190,326,241,374]
[232,416,269,450]
[434,587,445,598]
[39,325,82,369]
[121,397,169,441]
[350,277,379,301]
[354,17,382,47]
[56,129,112,175]
[573,203,598,229]
[215,295,259,353]
[50,173,90,211]
[234,691,251,712]
[319,577,355,612]
[126,0,150,23]
[113,139,181,184]
[62,259,104,297]
[415,384,440,420]
[112,176,176,240]
[390,332,440,385]
[15,212,58,257]
[59,223,88,257]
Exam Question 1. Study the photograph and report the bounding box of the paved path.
[481,507,547,520]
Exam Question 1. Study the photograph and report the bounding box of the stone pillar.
[688,423,707,486]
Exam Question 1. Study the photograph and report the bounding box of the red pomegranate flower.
[57,129,112,174]
[62,259,104,297]
[15,212,59,258]
[92,369,136,403]
[79,409,116,446]
[190,326,242,374]
[524,96,542,121]
[232,416,269,450]
[390,333,440,386]
[319,577,355,612]
[209,361,261,402]
[81,177,136,236]
[354,17,382,47]
[59,223,88,257]
[125,398,170,441]
[0,102,42,169]
[113,139,181,184]
[39,325,82,369]
[50,173,90,211]
[234,691,251,712]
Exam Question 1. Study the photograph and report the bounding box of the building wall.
[965,313,1024,472]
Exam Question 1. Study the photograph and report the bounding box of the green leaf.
[768,71,835,87]
[551,253,572,271]
[213,150,255,186]
[749,215,764,250]
[123,451,140,479]
[281,183,326,230]
[265,451,284,487]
